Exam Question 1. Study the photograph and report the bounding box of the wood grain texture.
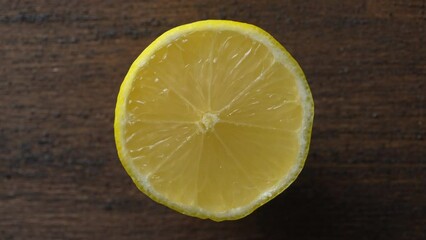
[0,0,425,239]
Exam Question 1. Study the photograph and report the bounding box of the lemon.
[114,20,314,221]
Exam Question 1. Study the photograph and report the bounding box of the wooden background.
[1,0,425,239]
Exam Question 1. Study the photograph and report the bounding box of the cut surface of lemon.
[115,20,314,221]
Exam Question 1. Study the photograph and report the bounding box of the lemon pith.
[115,20,314,221]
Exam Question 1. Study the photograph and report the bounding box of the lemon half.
[115,20,314,221]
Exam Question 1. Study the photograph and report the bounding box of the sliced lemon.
[115,20,314,221]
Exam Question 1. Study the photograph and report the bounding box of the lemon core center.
[200,112,219,133]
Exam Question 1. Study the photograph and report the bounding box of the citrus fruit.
[114,20,314,221]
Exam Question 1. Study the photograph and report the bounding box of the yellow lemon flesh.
[115,20,314,221]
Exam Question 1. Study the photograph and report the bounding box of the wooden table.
[1,1,425,239]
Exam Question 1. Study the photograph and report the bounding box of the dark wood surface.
[1,0,425,239]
